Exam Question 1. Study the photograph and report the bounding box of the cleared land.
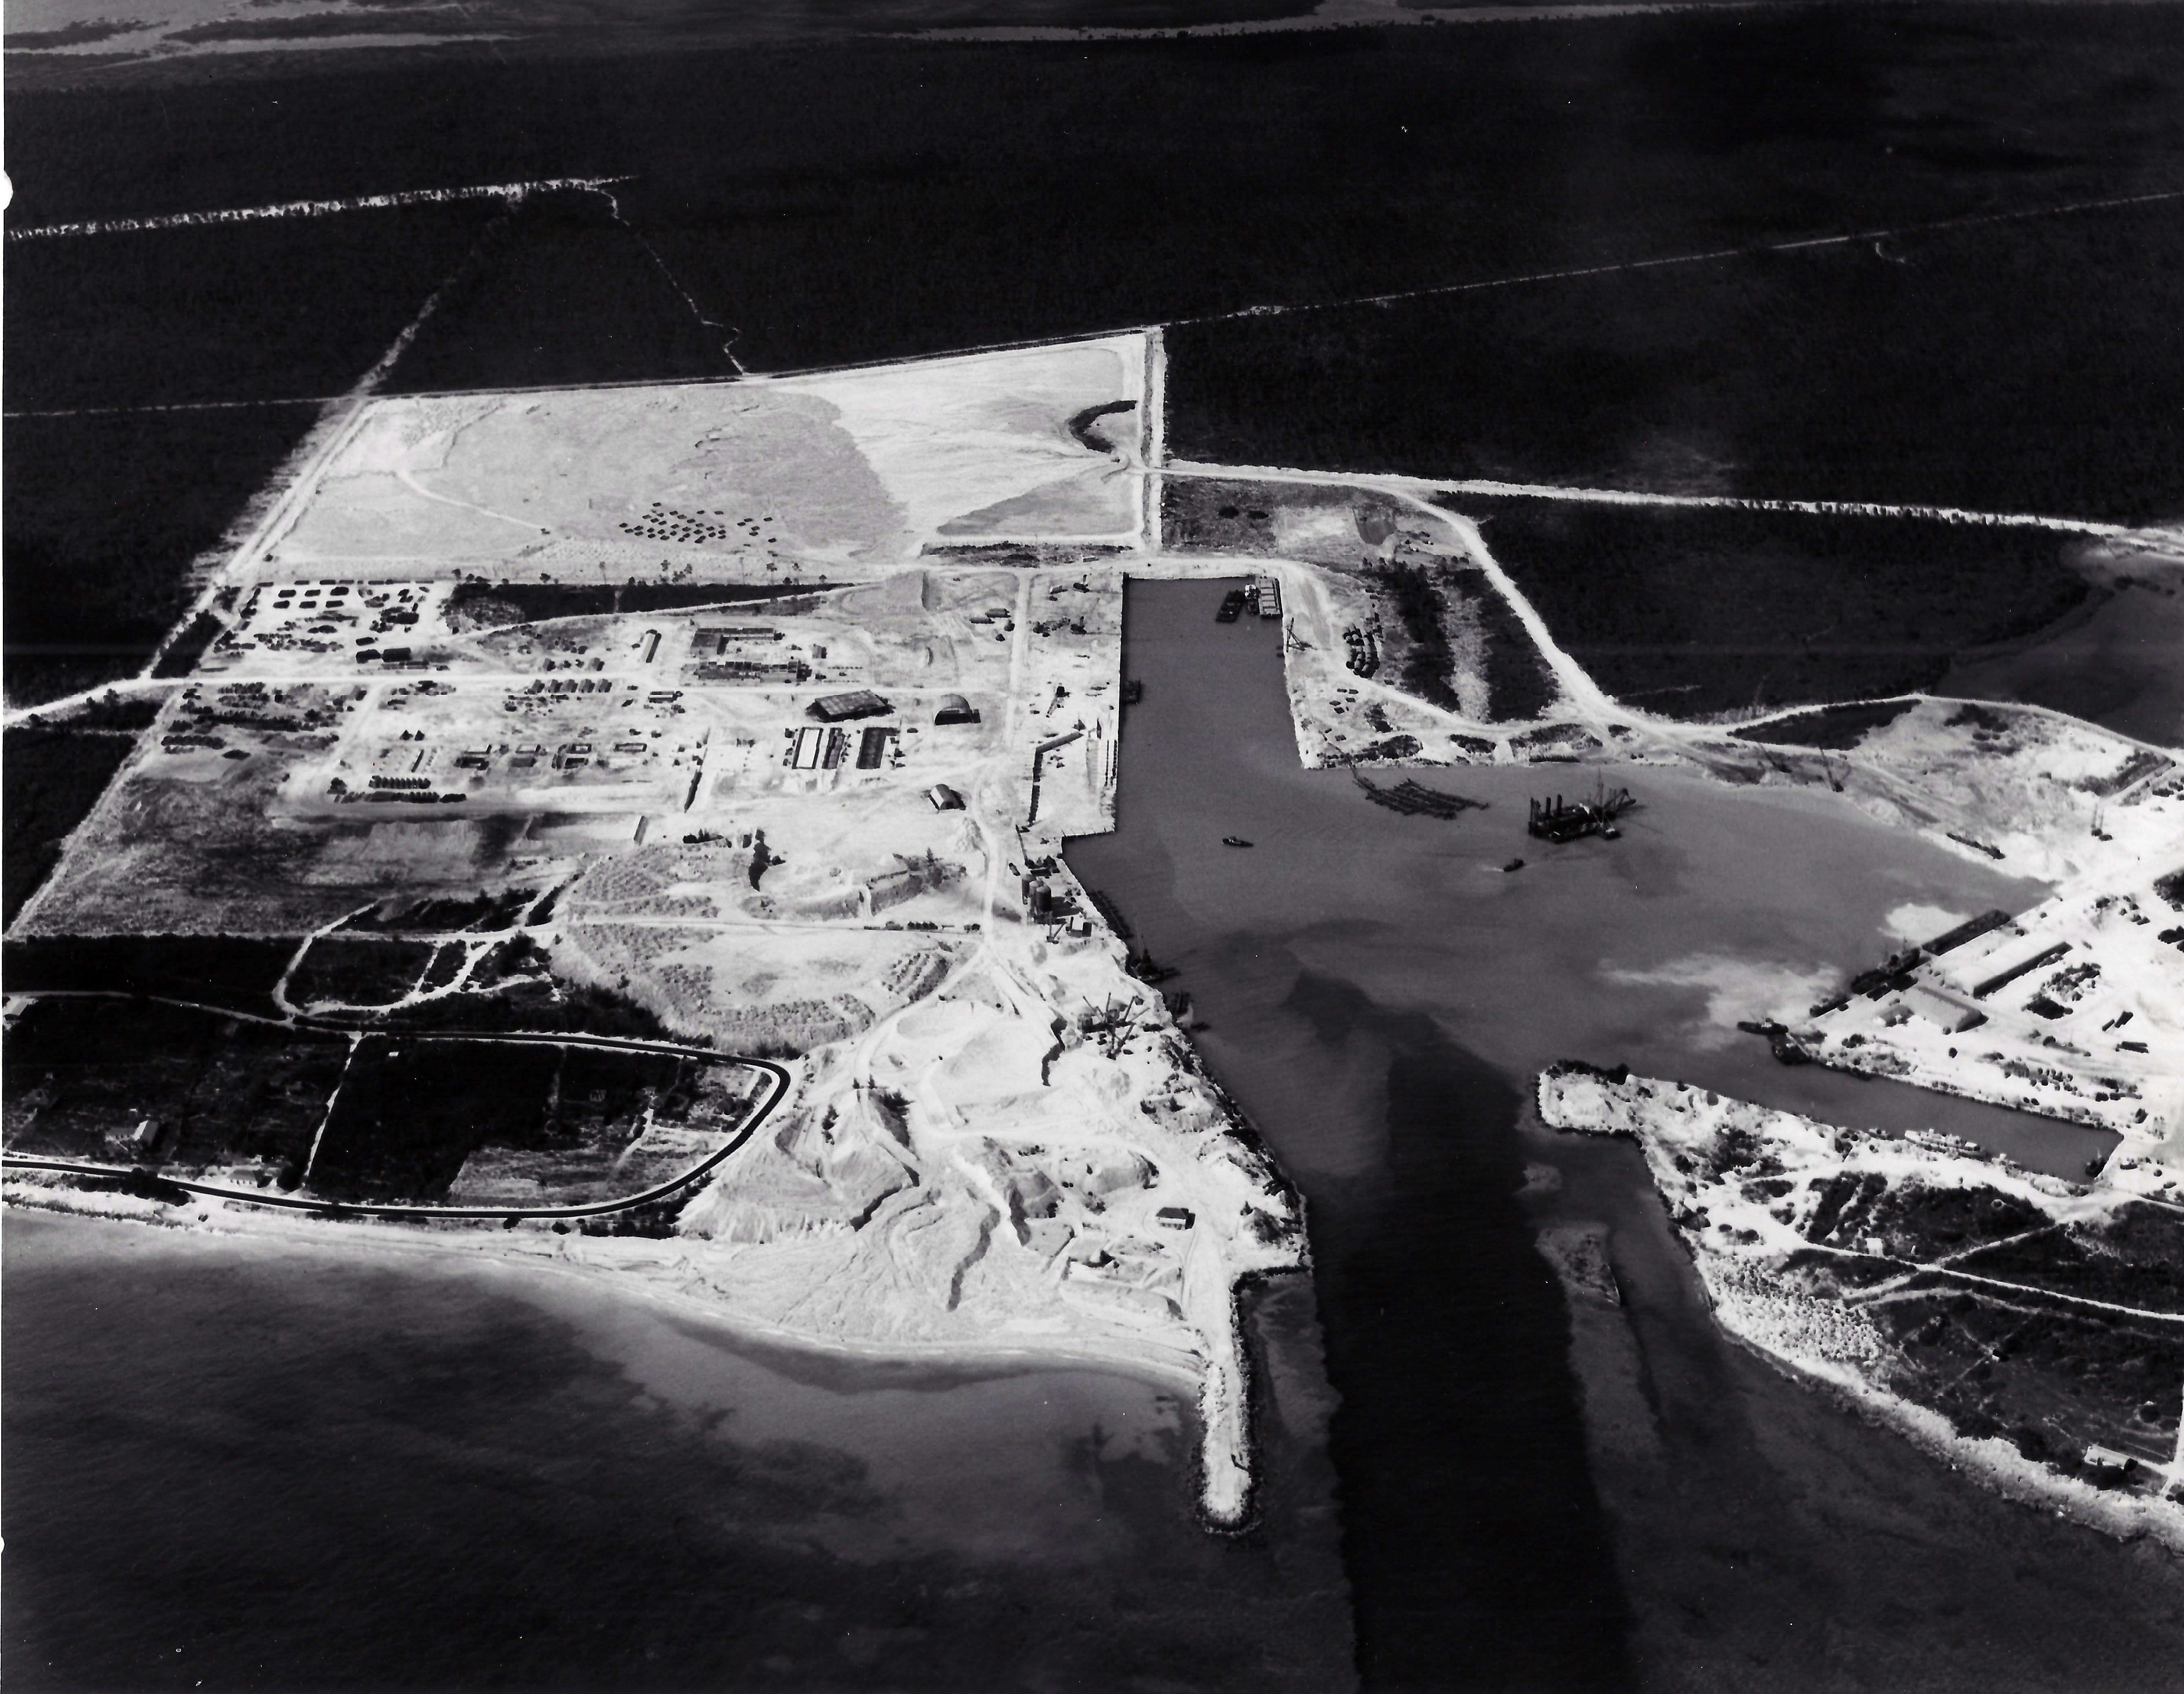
[1162,477,1559,745]
[253,335,1145,587]
[11,302,2180,1548]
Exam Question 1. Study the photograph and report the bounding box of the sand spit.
[1538,1065,2184,1550]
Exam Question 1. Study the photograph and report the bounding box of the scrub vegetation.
[14,4,2184,382]
[1171,199,2184,524]
[380,189,736,395]
[1459,501,2087,719]
[3,726,141,924]
[3,997,350,1187]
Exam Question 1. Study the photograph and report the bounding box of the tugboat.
[1222,836,1253,848]
[1216,590,1246,623]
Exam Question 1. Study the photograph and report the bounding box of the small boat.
[1123,679,1144,705]
[1222,836,1253,848]
[1502,858,1525,873]
[1215,591,1246,624]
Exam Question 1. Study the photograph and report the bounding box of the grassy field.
[1455,499,2088,719]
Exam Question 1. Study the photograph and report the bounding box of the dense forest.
[1455,499,2087,719]
[3,202,501,708]
[4,410,316,705]
[3,202,494,411]
[10,4,2184,374]
[381,190,735,394]
[2,726,139,924]
[1169,200,2184,524]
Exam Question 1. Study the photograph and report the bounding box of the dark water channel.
[1065,578,2178,1693]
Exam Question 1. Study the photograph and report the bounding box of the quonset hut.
[807,690,892,723]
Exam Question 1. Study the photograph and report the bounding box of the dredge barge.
[1526,784,1635,844]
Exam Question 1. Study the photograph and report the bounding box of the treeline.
[0,934,299,1008]
[448,580,817,624]
[1733,700,1919,749]
[15,3,2184,373]
[1458,500,2085,719]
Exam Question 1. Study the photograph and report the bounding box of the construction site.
[11,328,2182,1542]
[5,332,1291,1529]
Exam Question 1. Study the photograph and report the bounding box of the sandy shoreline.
[1,1176,1215,1393]
[1536,1065,2184,1552]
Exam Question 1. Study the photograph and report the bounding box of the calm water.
[1066,577,2175,1692]
[4,1212,1354,1691]
[1070,579,2115,1181]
